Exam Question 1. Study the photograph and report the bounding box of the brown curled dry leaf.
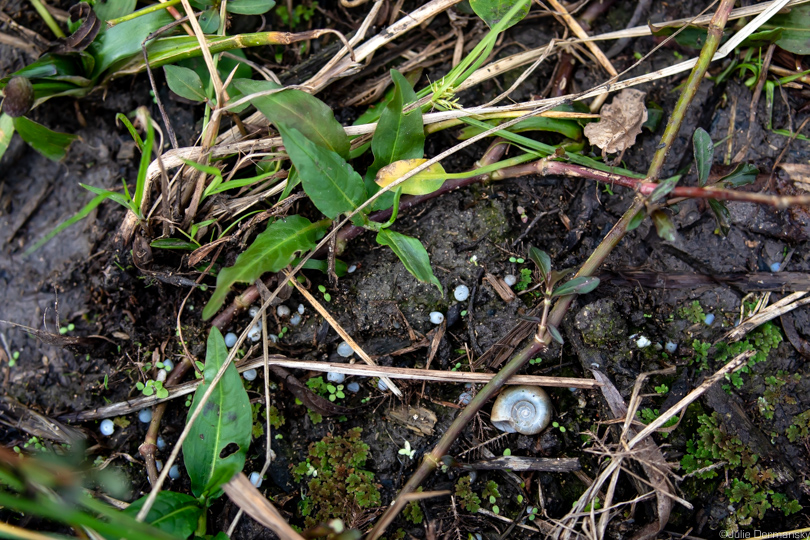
[584,89,648,155]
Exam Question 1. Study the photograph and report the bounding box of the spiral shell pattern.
[490,386,552,435]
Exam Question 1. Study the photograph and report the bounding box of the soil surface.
[3,0,810,538]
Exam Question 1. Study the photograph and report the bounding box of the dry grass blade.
[223,473,305,540]
[720,291,810,343]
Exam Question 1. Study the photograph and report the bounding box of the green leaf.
[649,176,680,203]
[720,163,758,188]
[528,246,551,281]
[375,159,446,196]
[0,113,14,163]
[202,215,327,319]
[89,10,174,78]
[651,209,677,242]
[767,3,810,54]
[184,327,252,499]
[25,193,108,255]
[198,7,220,33]
[708,199,731,236]
[124,492,202,538]
[692,127,713,187]
[279,126,366,219]
[13,116,78,161]
[293,257,349,277]
[92,0,138,22]
[470,0,529,29]
[458,116,582,141]
[547,324,564,345]
[376,229,442,293]
[164,65,206,102]
[150,238,198,250]
[367,69,424,182]
[228,0,276,15]
[552,276,600,297]
[626,208,646,232]
[234,79,350,159]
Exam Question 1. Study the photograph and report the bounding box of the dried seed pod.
[3,77,34,118]
[490,385,553,435]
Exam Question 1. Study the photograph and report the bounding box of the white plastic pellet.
[665,341,678,353]
[138,409,153,424]
[454,285,470,302]
[168,465,180,479]
[377,379,389,392]
[249,472,263,487]
[156,436,166,451]
[162,359,174,372]
[337,341,354,357]
[290,313,302,326]
[346,381,360,393]
[248,323,261,342]
[327,372,345,384]
[297,304,305,315]
[225,332,238,348]
[504,274,517,287]
[770,262,781,273]
[156,369,167,383]
[458,392,473,405]
[99,419,114,436]
[429,312,445,325]
[268,334,278,343]
[156,460,163,472]
[243,369,257,381]
[249,307,259,317]
[347,265,357,273]
[277,305,291,317]
[704,313,715,325]
[635,336,652,348]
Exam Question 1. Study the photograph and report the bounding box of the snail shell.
[490,386,553,435]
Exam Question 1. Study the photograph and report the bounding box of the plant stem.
[369,0,738,536]
[106,0,183,26]
[29,0,64,38]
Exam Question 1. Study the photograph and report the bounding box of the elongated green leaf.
[13,116,78,161]
[293,257,348,276]
[368,70,424,181]
[124,492,202,538]
[649,176,680,203]
[720,163,758,187]
[471,0,529,29]
[202,215,327,319]
[528,247,551,281]
[164,65,206,102]
[25,193,108,255]
[547,324,564,345]
[184,327,252,499]
[458,116,582,141]
[376,229,442,293]
[228,0,276,15]
[709,199,731,236]
[93,0,137,22]
[767,3,810,54]
[280,126,366,219]
[89,10,174,78]
[150,238,198,250]
[0,113,13,163]
[234,79,350,159]
[651,209,677,242]
[375,159,446,196]
[552,276,600,297]
[692,127,713,187]
[626,208,646,232]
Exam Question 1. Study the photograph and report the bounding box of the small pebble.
[156,436,166,451]
[504,274,517,287]
[156,369,167,382]
[248,323,261,342]
[138,409,153,424]
[454,285,470,302]
[297,304,305,315]
[249,472,263,488]
[290,313,302,326]
[277,305,291,317]
[168,465,180,479]
[429,312,445,325]
[377,379,389,392]
[162,359,174,372]
[327,372,345,384]
[770,262,781,273]
[347,264,357,273]
[346,381,360,393]
[458,392,473,405]
[99,419,114,436]
[635,336,652,348]
[665,341,678,353]
[243,369,258,381]
[337,341,354,357]
[156,460,163,472]
[225,332,238,348]
[704,313,715,326]
[249,307,259,317]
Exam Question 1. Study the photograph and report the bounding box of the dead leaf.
[584,89,648,155]
[387,405,437,436]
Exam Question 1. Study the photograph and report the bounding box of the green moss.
[786,410,810,443]
[293,428,381,528]
[678,300,706,324]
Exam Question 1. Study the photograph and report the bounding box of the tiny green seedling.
[552,421,567,433]
[399,440,416,459]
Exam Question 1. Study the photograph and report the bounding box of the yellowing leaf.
[375,159,446,196]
